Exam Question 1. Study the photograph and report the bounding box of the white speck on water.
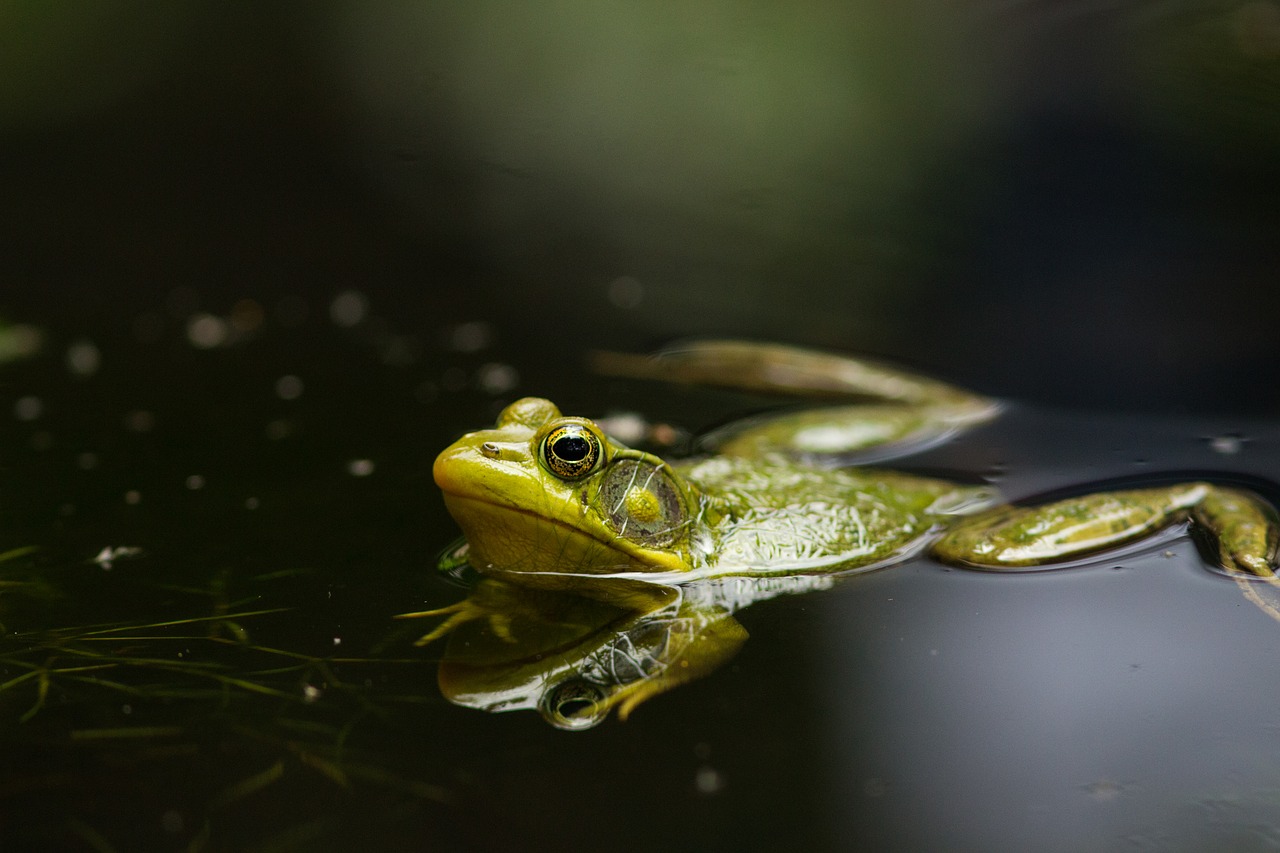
[607,276,644,309]
[14,396,42,421]
[66,340,101,377]
[302,684,322,702]
[329,290,368,327]
[596,411,648,444]
[186,475,205,490]
[446,321,493,353]
[347,459,375,477]
[186,313,228,349]
[245,497,260,510]
[124,490,142,505]
[694,766,724,795]
[333,637,342,646]
[1209,435,1244,455]
[476,363,519,395]
[275,374,304,400]
[94,546,143,570]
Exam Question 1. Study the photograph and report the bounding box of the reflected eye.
[540,424,602,480]
[541,680,609,730]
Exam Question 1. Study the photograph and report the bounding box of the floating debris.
[93,546,144,570]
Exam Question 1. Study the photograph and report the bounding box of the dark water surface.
[4,4,1280,850]
[3,316,1280,852]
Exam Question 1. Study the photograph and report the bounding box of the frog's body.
[407,341,1280,727]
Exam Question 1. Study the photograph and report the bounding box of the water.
[4,4,1280,849]
[4,313,1280,852]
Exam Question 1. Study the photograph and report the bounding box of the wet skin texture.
[405,341,1280,727]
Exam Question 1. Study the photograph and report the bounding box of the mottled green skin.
[431,342,1280,593]
[675,455,990,574]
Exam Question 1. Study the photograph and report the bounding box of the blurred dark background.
[2,1,1278,412]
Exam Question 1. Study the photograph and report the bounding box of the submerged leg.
[931,483,1278,577]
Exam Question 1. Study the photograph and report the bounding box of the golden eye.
[541,424,602,480]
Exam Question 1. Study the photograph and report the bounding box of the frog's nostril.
[480,442,500,459]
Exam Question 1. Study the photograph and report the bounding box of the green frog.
[404,341,1280,727]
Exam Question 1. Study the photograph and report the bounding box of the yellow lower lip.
[441,492,688,575]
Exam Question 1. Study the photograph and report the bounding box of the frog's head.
[434,398,703,583]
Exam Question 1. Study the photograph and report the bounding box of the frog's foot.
[931,483,1280,623]
[395,599,515,646]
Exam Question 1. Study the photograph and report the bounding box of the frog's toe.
[396,600,483,646]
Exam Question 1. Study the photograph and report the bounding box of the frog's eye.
[540,423,603,480]
[598,459,686,548]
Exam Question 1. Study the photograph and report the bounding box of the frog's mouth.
[439,492,687,576]
[432,436,690,576]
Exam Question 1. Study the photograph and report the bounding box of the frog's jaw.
[441,493,690,579]
[434,436,691,578]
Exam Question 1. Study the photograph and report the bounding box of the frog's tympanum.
[402,341,1280,729]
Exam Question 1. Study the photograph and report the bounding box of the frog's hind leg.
[931,483,1280,622]
[593,340,1000,458]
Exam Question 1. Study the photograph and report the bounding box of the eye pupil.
[553,436,589,461]
[541,424,602,480]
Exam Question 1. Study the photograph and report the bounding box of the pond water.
[5,4,1280,850]
[3,314,1280,852]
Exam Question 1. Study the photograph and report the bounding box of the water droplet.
[476,363,519,394]
[14,396,42,421]
[1208,434,1245,455]
[694,766,724,795]
[66,340,101,377]
[186,314,228,349]
[347,459,375,477]
[329,290,369,327]
[275,374,304,401]
[186,475,206,490]
[445,321,493,353]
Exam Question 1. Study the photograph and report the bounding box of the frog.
[403,340,1280,728]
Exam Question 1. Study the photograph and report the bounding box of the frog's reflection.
[401,557,836,729]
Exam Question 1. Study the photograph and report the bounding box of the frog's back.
[675,455,991,575]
